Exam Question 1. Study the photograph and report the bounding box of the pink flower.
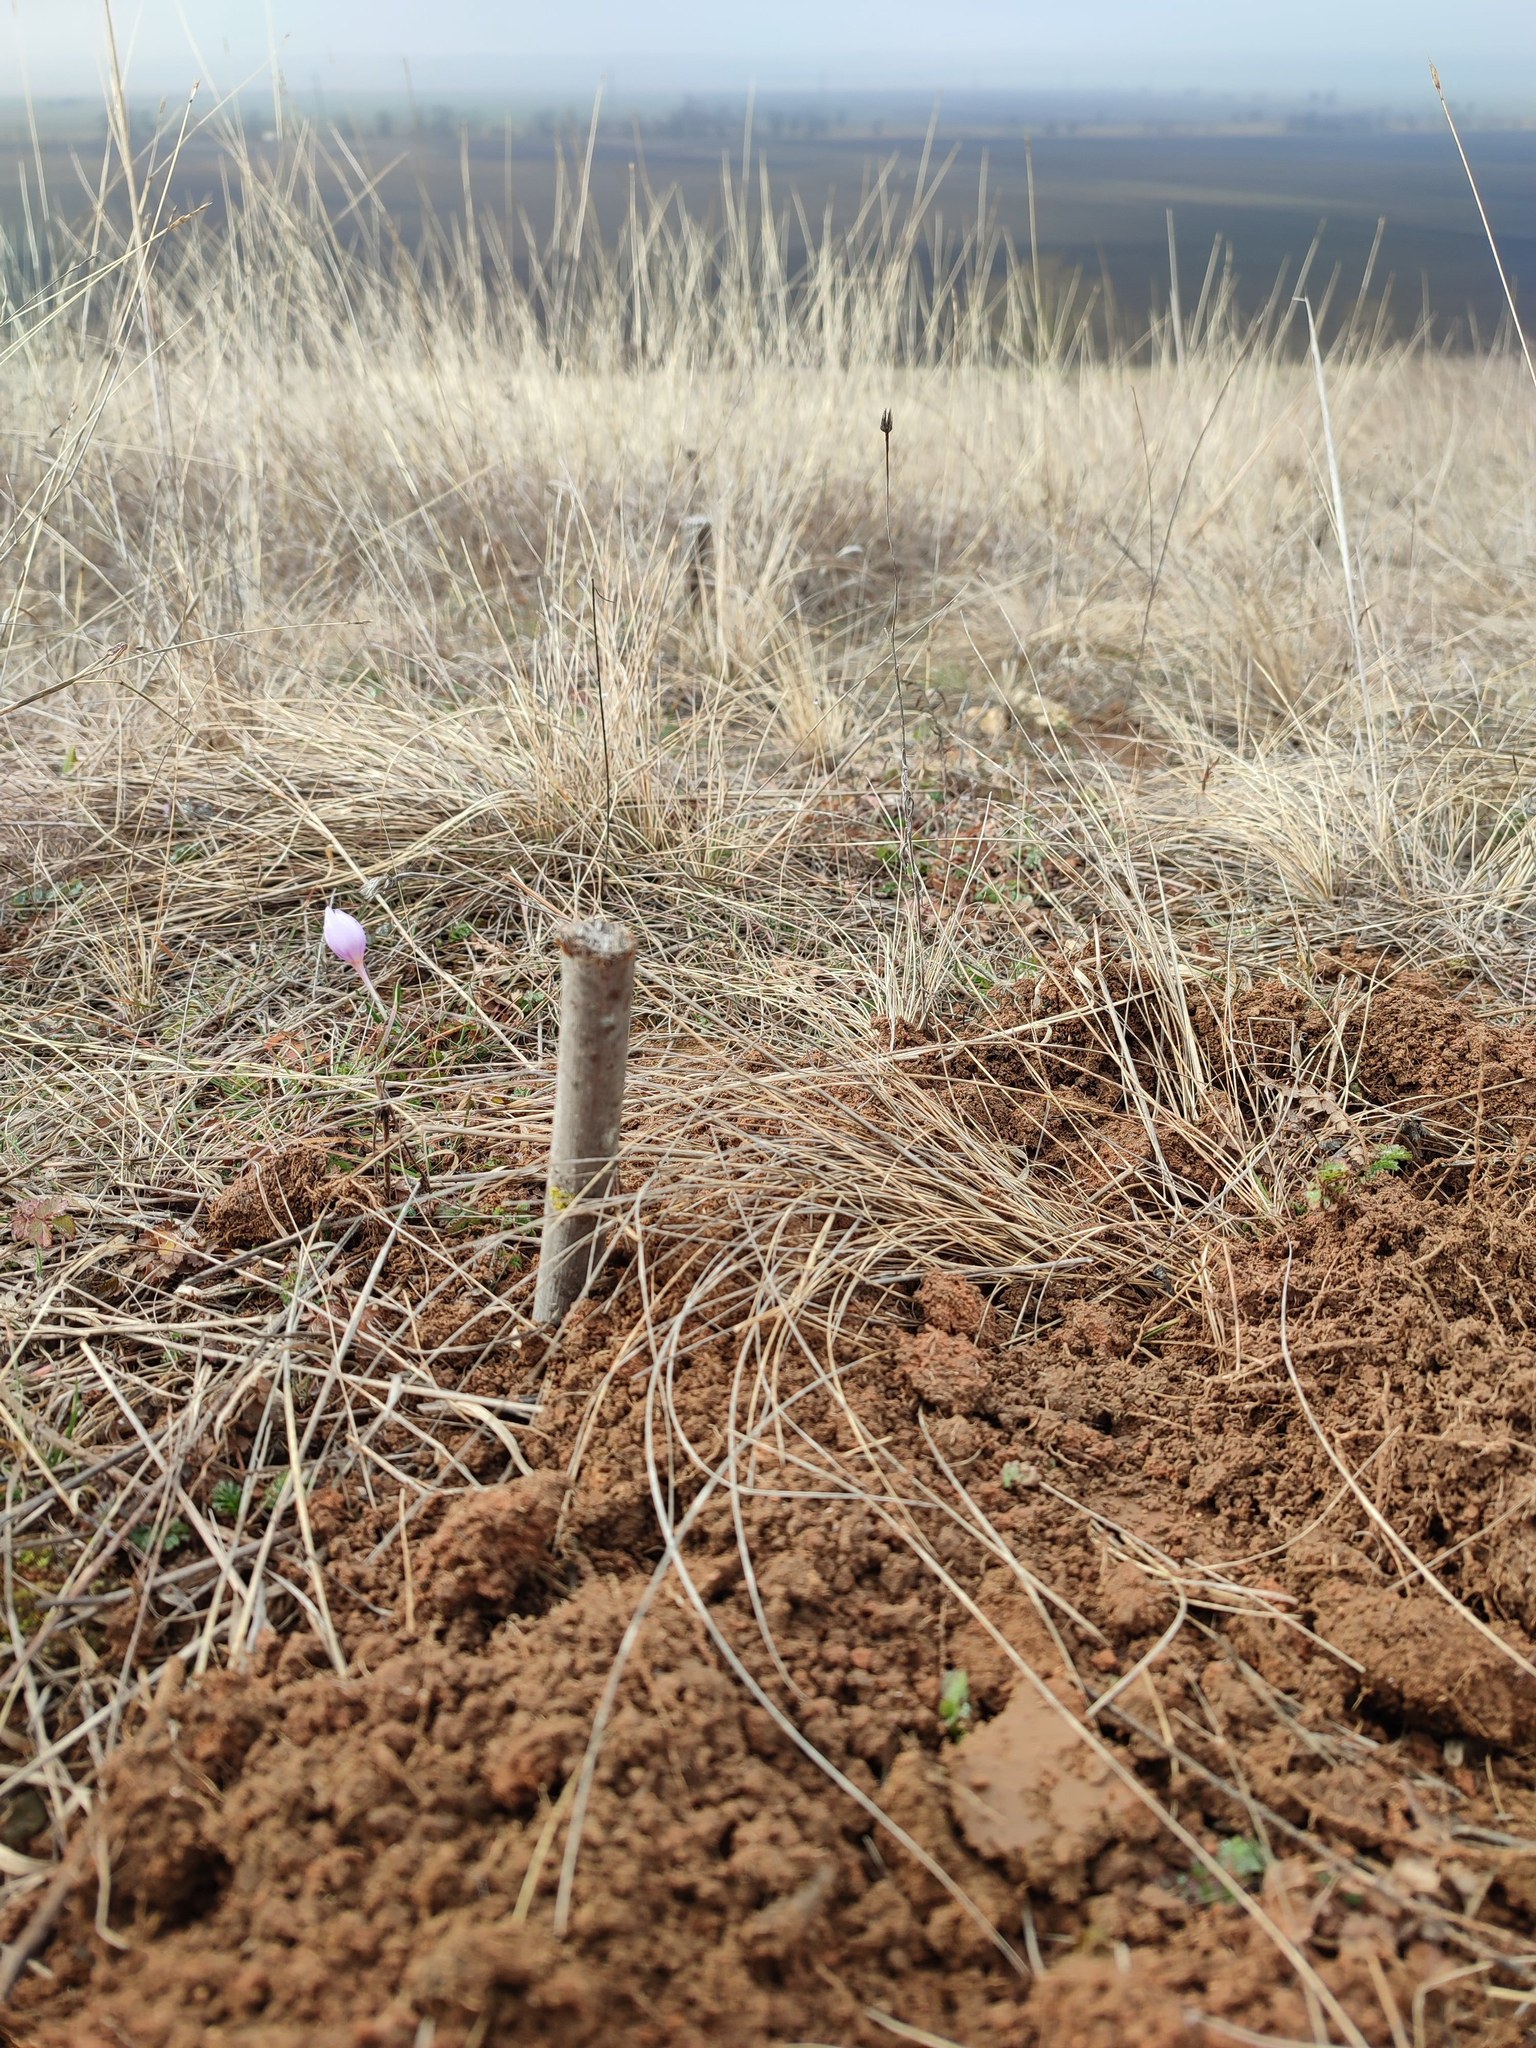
[322,905,387,1019]
[323,906,368,968]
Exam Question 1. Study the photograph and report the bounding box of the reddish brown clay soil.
[10,968,1536,2047]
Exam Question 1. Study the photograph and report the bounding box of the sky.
[3,0,1534,107]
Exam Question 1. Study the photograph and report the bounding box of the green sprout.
[1001,1462,1025,1491]
[939,1668,972,1739]
[1216,1834,1268,1885]
[1298,1160,1350,1212]
[211,1480,244,1520]
[1363,1143,1412,1179]
[1299,1141,1412,1213]
[128,1520,190,1557]
[8,879,85,913]
[1181,1834,1270,1905]
[44,1393,82,1470]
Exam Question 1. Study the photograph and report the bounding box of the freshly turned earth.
[10,970,1536,2047]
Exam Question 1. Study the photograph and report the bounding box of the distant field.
[0,101,1529,340]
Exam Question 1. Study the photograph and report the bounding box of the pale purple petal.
[323,906,368,968]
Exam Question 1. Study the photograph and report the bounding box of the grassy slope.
[2,97,1536,2039]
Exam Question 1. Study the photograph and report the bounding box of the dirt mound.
[413,1474,568,1626]
[205,1143,337,1247]
[974,950,1536,1172]
[9,971,1536,2046]
[1157,1174,1536,1654]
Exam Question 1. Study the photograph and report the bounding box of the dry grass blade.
[1431,64,1536,397]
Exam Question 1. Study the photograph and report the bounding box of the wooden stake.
[533,917,637,1327]
[682,514,713,613]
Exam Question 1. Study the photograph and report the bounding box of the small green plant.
[43,1393,83,1470]
[1001,1461,1025,1490]
[9,879,86,912]
[1181,1833,1270,1904]
[1298,1141,1412,1212]
[211,1480,244,1519]
[1363,1142,1412,1180]
[1300,1160,1350,1211]
[447,920,475,942]
[128,1520,190,1557]
[1216,1834,1267,1885]
[938,1668,972,1739]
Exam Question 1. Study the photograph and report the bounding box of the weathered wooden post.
[533,917,638,1327]
[682,514,714,614]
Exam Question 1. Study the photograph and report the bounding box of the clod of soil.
[949,1684,1159,1901]
[415,1473,567,1624]
[205,1142,336,1247]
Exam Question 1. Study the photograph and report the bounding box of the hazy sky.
[4,0,1533,103]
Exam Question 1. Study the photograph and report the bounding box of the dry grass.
[2,86,1536,2039]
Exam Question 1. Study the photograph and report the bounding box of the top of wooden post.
[557,917,634,961]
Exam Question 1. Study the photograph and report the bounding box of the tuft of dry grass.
[3,84,1536,2041]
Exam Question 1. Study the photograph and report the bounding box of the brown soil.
[205,1144,338,1247]
[9,967,1536,2047]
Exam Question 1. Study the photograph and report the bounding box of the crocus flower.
[323,905,387,1019]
